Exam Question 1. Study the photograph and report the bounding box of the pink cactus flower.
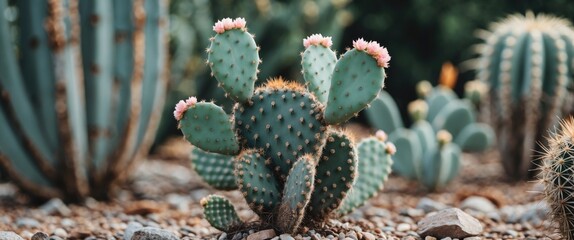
[185,96,198,106]
[234,17,246,29]
[303,34,332,48]
[213,21,225,34]
[213,18,247,33]
[353,38,368,51]
[222,18,234,30]
[375,130,388,142]
[385,142,397,155]
[173,100,188,121]
[173,96,198,121]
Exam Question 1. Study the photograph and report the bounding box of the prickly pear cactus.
[365,81,494,190]
[540,117,574,240]
[475,12,574,180]
[175,18,394,234]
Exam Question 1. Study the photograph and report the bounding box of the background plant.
[0,0,168,201]
[474,12,574,180]
[176,18,394,234]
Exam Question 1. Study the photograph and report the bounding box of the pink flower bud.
[375,130,388,142]
[385,142,397,155]
[234,17,246,29]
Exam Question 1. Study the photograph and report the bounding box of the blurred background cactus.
[473,12,574,180]
[365,68,494,190]
[154,0,354,146]
[0,0,168,201]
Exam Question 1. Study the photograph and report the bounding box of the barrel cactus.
[540,116,574,240]
[176,18,394,234]
[0,0,168,201]
[474,12,574,180]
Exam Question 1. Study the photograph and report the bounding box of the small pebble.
[280,233,295,240]
[16,218,40,228]
[31,232,49,240]
[0,231,23,240]
[52,228,67,238]
[396,223,411,232]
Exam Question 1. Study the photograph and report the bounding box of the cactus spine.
[475,12,574,180]
[177,18,393,234]
[0,0,168,201]
[540,117,574,240]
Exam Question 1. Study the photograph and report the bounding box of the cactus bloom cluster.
[173,96,197,121]
[353,38,391,68]
[303,34,333,48]
[213,17,247,33]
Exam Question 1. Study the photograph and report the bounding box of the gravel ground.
[0,138,559,240]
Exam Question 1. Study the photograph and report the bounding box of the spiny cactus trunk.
[0,0,169,201]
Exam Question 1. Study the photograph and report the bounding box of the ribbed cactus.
[540,117,574,240]
[365,82,494,190]
[474,12,574,180]
[177,18,393,234]
[0,0,168,201]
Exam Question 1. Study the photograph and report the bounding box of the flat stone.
[16,218,40,228]
[0,231,23,240]
[131,227,178,240]
[417,198,448,213]
[417,208,483,239]
[460,196,497,213]
[247,229,276,240]
[31,232,49,240]
[124,222,144,240]
[40,198,71,216]
[279,234,295,240]
[362,232,376,240]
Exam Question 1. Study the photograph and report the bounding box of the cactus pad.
[179,101,240,155]
[324,49,386,124]
[201,195,243,232]
[308,130,357,220]
[207,29,259,103]
[235,150,281,215]
[277,155,316,234]
[431,101,476,138]
[454,123,495,152]
[191,147,237,190]
[234,80,326,180]
[426,87,457,122]
[388,129,422,180]
[301,45,337,103]
[421,142,461,190]
[365,91,404,134]
[337,137,393,215]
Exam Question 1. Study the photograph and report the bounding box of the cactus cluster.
[539,117,574,240]
[0,0,168,201]
[365,81,494,190]
[474,12,574,180]
[176,18,394,234]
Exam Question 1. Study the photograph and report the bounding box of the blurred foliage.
[342,0,574,124]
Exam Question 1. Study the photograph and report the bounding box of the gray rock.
[218,233,227,240]
[279,234,295,240]
[31,232,49,240]
[417,197,448,213]
[247,229,276,240]
[417,208,483,239]
[460,196,497,213]
[0,231,23,240]
[124,221,144,240]
[40,198,71,216]
[131,227,178,240]
[16,217,40,228]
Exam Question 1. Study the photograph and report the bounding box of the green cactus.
[191,147,237,190]
[308,130,357,220]
[0,0,168,201]
[337,135,394,215]
[539,117,574,240]
[365,86,493,190]
[176,18,393,234]
[277,155,316,234]
[201,195,244,232]
[474,12,574,180]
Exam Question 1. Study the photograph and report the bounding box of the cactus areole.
[176,18,394,234]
